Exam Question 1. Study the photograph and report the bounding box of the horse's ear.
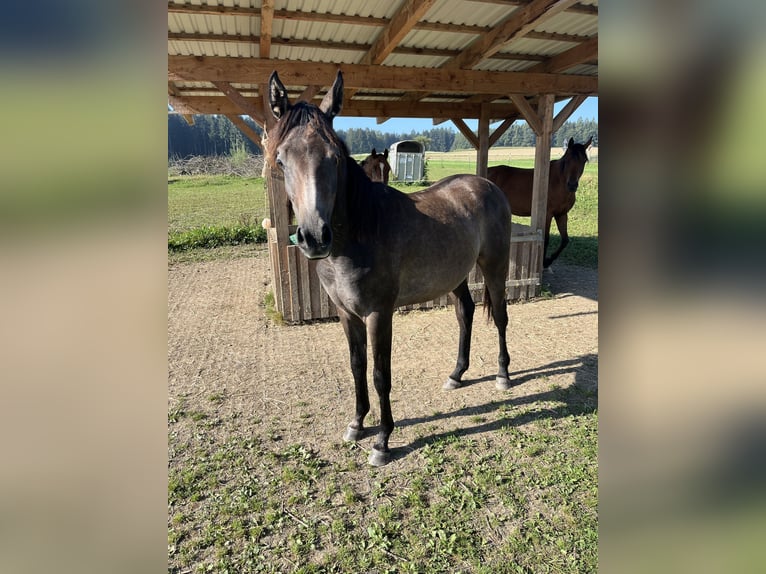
[383,149,388,158]
[585,135,593,148]
[319,70,343,120]
[371,147,377,156]
[568,137,574,148]
[268,71,290,120]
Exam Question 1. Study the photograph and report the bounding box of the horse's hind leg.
[443,279,475,390]
[482,270,512,391]
[339,310,370,442]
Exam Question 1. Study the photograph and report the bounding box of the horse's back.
[486,165,534,217]
[390,174,510,306]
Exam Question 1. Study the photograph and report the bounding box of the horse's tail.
[483,285,493,323]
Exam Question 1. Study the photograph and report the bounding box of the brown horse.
[360,148,391,184]
[486,136,593,267]
[266,70,512,466]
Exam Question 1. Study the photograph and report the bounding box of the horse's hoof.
[442,377,461,390]
[368,447,390,467]
[343,426,364,442]
[495,377,513,391]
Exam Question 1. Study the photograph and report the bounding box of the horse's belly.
[395,250,477,307]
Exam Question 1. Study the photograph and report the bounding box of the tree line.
[168,114,597,158]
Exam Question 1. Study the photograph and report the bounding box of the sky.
[333,96,598,134]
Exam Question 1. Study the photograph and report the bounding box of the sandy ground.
[168,246,597,461]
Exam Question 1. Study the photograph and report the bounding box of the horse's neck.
[547,157,567,193]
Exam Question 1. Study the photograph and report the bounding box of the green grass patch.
[168,382,598,573]
[168,224,266,252]
[168,175,268,234]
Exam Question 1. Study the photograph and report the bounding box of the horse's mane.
[343,156,390,244]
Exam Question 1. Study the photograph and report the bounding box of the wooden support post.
[531,94,554,263]
[477,104,490,177]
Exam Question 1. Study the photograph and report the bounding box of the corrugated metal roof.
[168,0,598,116]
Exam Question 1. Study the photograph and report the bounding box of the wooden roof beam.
[211,81,265,124]
[451,119,479,149]
[225,114,264,147]
[168,95,529,120]
[259,0,274,59]
[552,95,587,132]
[530,35,598,74]
[445,0,579,70]
[347,0,436,100]
[361,0,436,65]
[168,56,598,96]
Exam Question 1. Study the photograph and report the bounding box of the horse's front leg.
[545,212,570,266]
[366,310,394,466]
[339,310,369,442]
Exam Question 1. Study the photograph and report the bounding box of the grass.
[168,383,597,573]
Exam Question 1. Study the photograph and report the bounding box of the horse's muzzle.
[296,224,332,259]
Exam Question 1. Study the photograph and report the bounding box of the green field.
[168,150,598,267]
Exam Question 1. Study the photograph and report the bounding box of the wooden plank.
[530,36,598,74]
[168,56,599,96]
[451,118,479,149]
[169,95,537,120]
[286,246,301,322]
[299,252,312,321]
[212,81,265,123]
[552,95,587,133]
[260,0,274,59]
[510,94,542,135]
[360,0,436,66]
[489,117,516,147]
[444,0,578,69]
[267,228,283,315]
[224,114,263,149]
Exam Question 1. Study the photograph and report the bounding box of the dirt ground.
[168,246,598,464]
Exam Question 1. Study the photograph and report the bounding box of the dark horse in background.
[360,148,392,184]
[266,70,512,466]
[487,136,593,267]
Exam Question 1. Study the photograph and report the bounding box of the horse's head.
[361,148,392,184]
[266,70,345,259]
[561,136,593,192]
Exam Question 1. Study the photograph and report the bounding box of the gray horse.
[265,70,513,466]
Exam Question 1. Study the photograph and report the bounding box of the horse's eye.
[276,158,284,169]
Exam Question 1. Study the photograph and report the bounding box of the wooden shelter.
[168,0,598,322]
